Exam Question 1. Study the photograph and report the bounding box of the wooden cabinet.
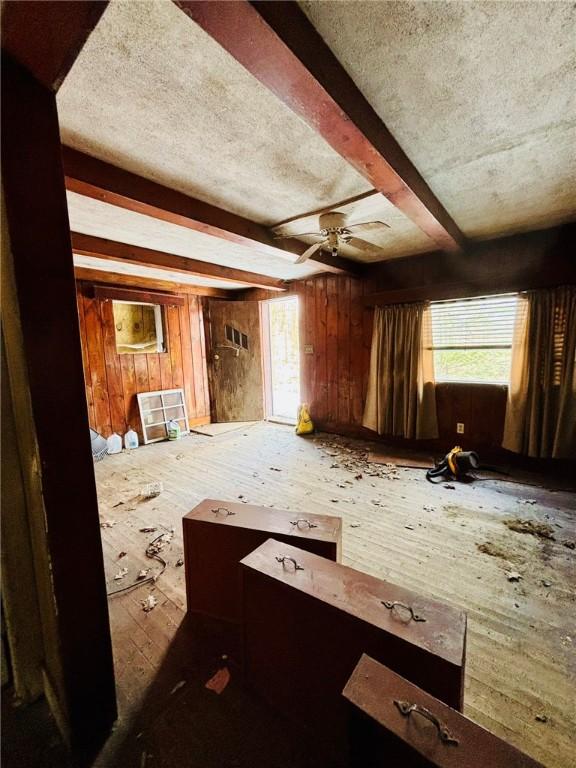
[343,654,543,768]
[183,499,341,622]
[240,539,466,762]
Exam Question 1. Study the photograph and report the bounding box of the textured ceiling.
[57,0,372,227]
[301,0,576,240]
[67,192,326,280]
[58,0,576,277]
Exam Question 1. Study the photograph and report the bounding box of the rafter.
[175,0,465,254]
[1,1,108,91]
[71,232,287,292]
[74,266,230,298]
[63,148,356,275]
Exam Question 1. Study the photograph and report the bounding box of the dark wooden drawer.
[183,499,341,622]
[343,654,543,768]
[240,539,466,759]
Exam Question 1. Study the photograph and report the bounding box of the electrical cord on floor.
[107,532,169,597]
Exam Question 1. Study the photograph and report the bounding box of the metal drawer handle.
[394,701,459,745]
[275,556,304,571]
[382,601,426,622]
[211,507,236,516]
[290,518,318,529]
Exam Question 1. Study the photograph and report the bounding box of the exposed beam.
[71,232,287,292]
[175,1,465,254]
[74,266,230,298]
[63,147,356,275]
[1,1,108,91]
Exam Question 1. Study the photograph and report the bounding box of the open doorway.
[264,296,301,423]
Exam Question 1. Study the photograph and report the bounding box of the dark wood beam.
[175,0,465,254]
[362,225,576,306]
[71,232,287,292]
[74,266,230,298]
[1,1,108,91]
[63,147,356,275]
[2,53,116,750]
[92,284,186,306]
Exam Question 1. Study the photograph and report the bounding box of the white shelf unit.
[137,388,190,445]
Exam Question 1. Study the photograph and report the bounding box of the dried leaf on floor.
[505,571,522,582]
[114,568,128,580]
[175,558,184,567]
[142,595,158,612]
[137,569,150,580]
[118,552,127,559]
[205,667,230,694]
[504,518,555,540]
[100,520,116,528]
[140,527,157,533]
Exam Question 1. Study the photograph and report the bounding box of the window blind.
[430,294,518,350]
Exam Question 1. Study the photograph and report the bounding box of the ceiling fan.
[276,211,390,264]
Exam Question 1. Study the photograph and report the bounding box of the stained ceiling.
[57,0,576,285]
[301,0,576,241]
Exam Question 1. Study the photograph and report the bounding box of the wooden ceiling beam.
[74,266,231,298]
[63,148,356,275]
[1,1,108,91]
[71,232,287,292]
[175,0,465,254]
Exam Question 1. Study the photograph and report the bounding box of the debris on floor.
[141,594,158,612]
[175,557,184,567]
[100,519,116,528]
[205,667,230,694]
[114,567,128,581]
[477,542,513,560]
[535,714,549,723]
[169,680,186,695]
[141,481,163,499]
[504,518,556,540]
[137,569,150,580]
[140,526,157,533]
[517,498,537,505]
[563,540,575,550]
[505,571,522,582]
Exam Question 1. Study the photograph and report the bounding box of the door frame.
[2,39,116,755]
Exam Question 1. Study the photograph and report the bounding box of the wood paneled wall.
[297,275,373,430]
[76,281,210,438]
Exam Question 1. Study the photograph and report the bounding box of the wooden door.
[207,300,264,422]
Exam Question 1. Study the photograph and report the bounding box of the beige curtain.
[363,302,438,439]
[503,286,576,458]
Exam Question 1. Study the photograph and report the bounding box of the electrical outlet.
[456,423,465,434]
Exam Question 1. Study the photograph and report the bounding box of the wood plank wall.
[76,281,210,438]
[296,275,374,431]
[253,273,530,455]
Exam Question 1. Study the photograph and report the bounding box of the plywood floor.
[93,423,575,768]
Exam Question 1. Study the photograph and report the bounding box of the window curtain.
[363,302,438,439]
[503,286,576,459]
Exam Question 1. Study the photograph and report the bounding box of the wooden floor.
[93,422,575,768]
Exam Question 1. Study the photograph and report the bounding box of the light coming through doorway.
[268,296,300,422]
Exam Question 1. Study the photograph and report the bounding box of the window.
[113,301,166,355]
[225,323,248,350]
[430,294,518,384]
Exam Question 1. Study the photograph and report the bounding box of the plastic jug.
[124,427,139,450]
[107,432,122,455]
[167,419,181,441]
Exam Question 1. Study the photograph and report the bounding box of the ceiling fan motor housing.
[318,211,348,235]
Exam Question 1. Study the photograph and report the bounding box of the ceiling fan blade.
[346,220,390,231]
[273,231,321,239]
[294,240,327,264]
[345,236,382,255]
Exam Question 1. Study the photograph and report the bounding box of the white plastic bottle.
[124,427,139,450]
[106,432,122,455]
[167,419,181,441]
